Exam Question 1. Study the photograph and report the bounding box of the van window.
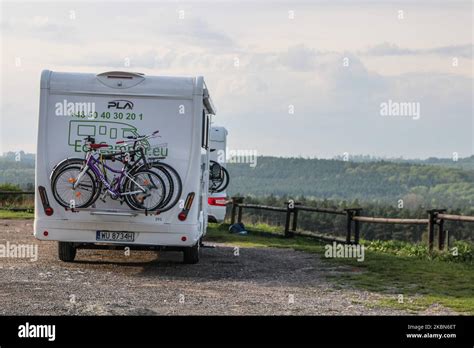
[78,125,96,136]
[201,110,209,149]
[110,128,117,139]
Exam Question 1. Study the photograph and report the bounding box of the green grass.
[206,223,474,314]
[0,209,34,219]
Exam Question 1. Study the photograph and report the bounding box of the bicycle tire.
[138,161,182,213]
[123,170,166,211]
[214,166,230,193]
[51,165,98,208]
[209,161,229,193]
[50,158,102,205]
[136,164,175,209]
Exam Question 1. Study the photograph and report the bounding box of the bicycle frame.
[73,151,147,199]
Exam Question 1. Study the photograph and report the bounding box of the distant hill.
[0,152,35,189]
[333,154,474,171]
[227,156,474,209]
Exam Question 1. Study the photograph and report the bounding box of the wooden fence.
[0,191,35,212]
[230,197,474,251]
[2,191,472,251]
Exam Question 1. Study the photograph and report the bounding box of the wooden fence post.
[353,208,362,245]
[437,209,447,251]
[427,210,436,252]
[345,209,354,244]
[230,197,243,225]
[237,205,243,223]
[284,201,294,238]
[292,206,299,233]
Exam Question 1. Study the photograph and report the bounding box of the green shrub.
[363,239,473,263]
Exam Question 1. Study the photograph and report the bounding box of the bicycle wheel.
[214,166,230,193]
[209,161,229,193]
[138,161,182,212]
[50,158,102,205]
[138,164,174,209]
[51,165,98,208]
[123,170,166,211]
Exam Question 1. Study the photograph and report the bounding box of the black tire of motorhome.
[58,242,77,262]
[183,242,200,264]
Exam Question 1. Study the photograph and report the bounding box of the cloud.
[364,42,473,59]
[278,44,317,71]
[1,15,80,43]
[428,44,473,58]
[165,18,236,50]
[364,42,415,56]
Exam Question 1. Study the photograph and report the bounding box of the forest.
[227,156,474,209]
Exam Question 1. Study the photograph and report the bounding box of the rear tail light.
[208,197,227,206]
[178,212,187,221]
[38,186,53,216]
[178,192,195,221]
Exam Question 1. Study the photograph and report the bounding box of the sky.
[0,0,473,159]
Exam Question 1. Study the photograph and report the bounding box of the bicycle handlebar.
[115,130,160,145]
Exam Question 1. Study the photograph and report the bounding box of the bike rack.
[65,207,161,216]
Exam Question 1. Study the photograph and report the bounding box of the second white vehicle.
[208,126,229,223]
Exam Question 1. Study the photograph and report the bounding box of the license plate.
[96,231,135,242]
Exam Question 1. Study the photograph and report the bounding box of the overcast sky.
[0,0,472,158]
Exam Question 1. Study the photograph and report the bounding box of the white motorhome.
[208,126,228,223]
[34,70,216,264]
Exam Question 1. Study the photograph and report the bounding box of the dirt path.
[0,219,455,315]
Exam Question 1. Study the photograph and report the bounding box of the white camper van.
[34,70,216,264]
[208,126,228,223]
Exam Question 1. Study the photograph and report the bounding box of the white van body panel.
[208,126,228,223]
[34,70,215,247]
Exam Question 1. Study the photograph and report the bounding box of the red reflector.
[178,212,187,221]
[45,207,54,216]
[43,231,49,237]
[208,197,227,206]
[181,236,187,242]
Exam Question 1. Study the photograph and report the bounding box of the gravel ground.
[0,219,458,315]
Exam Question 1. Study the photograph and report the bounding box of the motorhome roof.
[40,70,216,114]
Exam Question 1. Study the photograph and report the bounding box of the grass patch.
[0,209,34,219]
[206,222,474,314]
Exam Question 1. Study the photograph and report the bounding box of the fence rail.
[230,197,474,251]
[0,191,35,212]
[437,213,474,223]
[352,216,428,224]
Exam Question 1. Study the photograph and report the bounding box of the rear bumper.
[34,218,201,246]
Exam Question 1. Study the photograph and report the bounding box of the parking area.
[0,219,453,315]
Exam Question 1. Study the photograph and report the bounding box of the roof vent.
[96,71,145,89]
